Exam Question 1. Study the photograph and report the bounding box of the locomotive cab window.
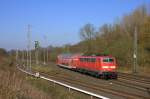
[103,58,114,62]
[109,58,114,62]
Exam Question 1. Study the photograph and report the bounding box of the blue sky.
[0,0,149,50]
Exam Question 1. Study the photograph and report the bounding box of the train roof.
[79,55,114,58]
[58,53,113,59]
[58,53,82,58]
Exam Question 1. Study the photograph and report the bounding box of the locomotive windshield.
[103,58,114,62]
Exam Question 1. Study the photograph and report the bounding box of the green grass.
[31,63,60,75]
[32,64,53,73]
[30,63,96,99]
[30,62,150,99]
[117,65,150,76]
[26,76,89,99]
[117,66,132,73]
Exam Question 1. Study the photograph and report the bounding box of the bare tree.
[79,23,96,54]
[80,23,95,40]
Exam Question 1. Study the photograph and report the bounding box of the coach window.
[82,58,85,62]
[85,58,87,62]
[87,58,89,62]
[85,58,88,62]
[103,58,109,62]
[90,58,92,62]
[89,58,91,62]
[89,58,92,62]
[86,58,88,62]
[88,58,90,62]
[80,58,82,61]
[79,58,81,62]
[82,58,84,62]
[91,58,96,62]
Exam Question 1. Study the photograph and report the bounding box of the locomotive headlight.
[102,66,109,68]
[110,66,116,68]
[102,66,116,69]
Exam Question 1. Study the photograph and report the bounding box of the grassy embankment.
[117,65,150,75]
[0,56,89,99]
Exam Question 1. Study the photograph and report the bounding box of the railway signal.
[35,41,40,49]
[35,41,40,65]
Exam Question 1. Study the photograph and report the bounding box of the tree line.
[1,4,150,70]
[50,4,150,68]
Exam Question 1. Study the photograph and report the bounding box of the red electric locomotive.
[57,54,117,79]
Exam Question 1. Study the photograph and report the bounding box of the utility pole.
[27,24,32,71]
[22,50,24,68]
[47,46,49,64]
[16,49,18,64]
[45,35,49,64]
[46,38,48,64]
[43,35,47,65]
[26,49,28,67]
[25,49,27,67]
[133,27,138,73]
[43,48,46,65]
[22,50,24,62]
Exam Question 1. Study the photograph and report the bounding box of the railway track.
[73,69,150,93]
[118,72,150,85]
[20,62,150,99]
[72,69,150,94]
[111,79,150,92]
[118,72,150,90]
[35,70,150,99]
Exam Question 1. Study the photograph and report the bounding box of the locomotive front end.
[100,57,117,79]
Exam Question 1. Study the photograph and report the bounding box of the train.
[57,54,117,79]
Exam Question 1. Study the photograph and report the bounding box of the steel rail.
[17,65,109,99]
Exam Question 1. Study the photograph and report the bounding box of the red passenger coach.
[57,54,117,79]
